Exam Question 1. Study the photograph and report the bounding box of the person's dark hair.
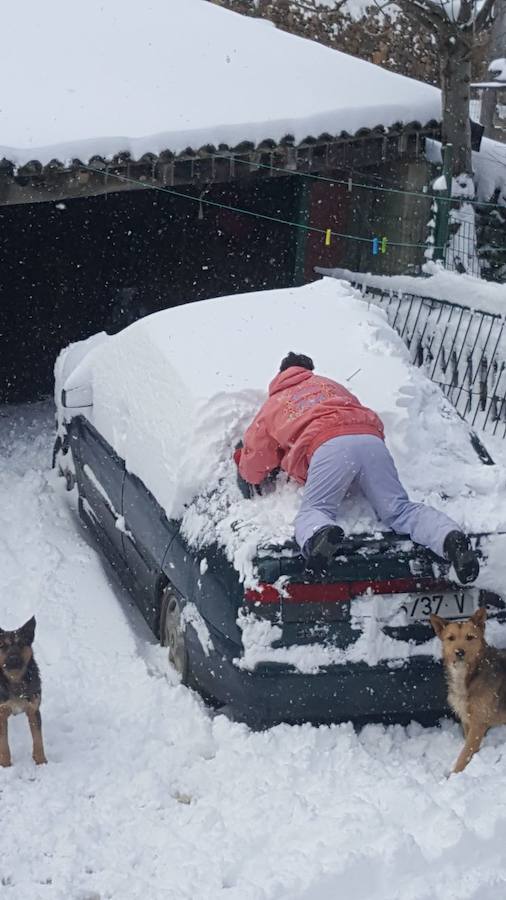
[279,352,314,373]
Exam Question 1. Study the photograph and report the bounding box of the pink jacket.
[239,367,384,485]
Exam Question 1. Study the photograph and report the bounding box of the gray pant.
[294,434,459,559]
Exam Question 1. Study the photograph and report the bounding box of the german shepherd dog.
[431,607,506,773]
[0,616,46,767]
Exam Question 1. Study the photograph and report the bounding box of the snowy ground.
[3,401,506,899]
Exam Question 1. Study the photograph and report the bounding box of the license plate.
[399,590,477,622]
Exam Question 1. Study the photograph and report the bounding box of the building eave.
[0,120,441,208]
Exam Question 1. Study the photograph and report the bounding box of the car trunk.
[248,534,482,653]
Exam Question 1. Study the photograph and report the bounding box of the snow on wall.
[318,262,506,316]
[0,0,441,168]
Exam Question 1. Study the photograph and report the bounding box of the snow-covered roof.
[0,0,441,169]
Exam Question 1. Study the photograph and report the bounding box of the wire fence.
[352,282,506,438]
[476,200,506,284]
[444,210,506,281]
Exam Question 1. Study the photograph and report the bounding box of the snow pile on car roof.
[59,277,506,584]
[0,0,440,167]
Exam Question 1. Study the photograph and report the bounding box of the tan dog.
[431,608,506,773]
[0,617,46,767]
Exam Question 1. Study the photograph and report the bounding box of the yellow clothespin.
[325,228,331,247]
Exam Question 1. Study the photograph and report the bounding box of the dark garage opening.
[1,176,304,403]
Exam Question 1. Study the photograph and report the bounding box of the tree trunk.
[481,0,506,137]
[440,30,473,175]
[481,88,497,137]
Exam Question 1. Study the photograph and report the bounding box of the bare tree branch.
[396,0,495,32]
[412,0,448,22]
[456,0,473,25]
[369,0,397,17]
[396,0,446,31]
[397,0,447,28]
[475,0,497,30]
[289,1,321,12]
[437,0,451,23]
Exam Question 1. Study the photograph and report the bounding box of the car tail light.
[245,577,452,605]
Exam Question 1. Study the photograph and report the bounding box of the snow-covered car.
[54,278,504,727]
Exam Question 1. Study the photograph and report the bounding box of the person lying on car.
[233,352,479,583]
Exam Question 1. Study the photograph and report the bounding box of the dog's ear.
[17,616,36,646]
[471,607,487,630]
[430,614,448,638]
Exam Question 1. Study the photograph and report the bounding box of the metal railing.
[354,283,506,438]
[444,204,505,281]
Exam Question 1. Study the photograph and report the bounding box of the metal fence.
[354,283,506,438]
[442,202,505,282]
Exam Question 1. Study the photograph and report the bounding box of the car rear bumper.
[186,626,449,728]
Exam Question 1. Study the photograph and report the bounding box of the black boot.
[304,525,345,569]
[443,531,479,584]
